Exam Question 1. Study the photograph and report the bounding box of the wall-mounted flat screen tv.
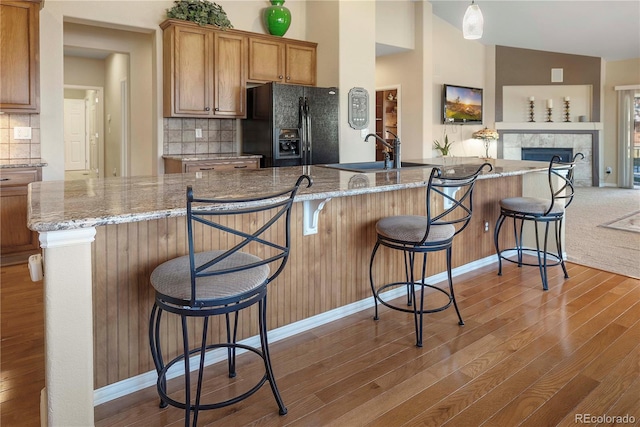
[442,84,483,124]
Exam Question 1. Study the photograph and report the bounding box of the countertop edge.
[28,160,549,232]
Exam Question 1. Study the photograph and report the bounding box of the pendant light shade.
[463,1,484,40]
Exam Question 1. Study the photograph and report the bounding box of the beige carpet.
[565,186,640,278]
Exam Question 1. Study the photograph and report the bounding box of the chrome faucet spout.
[365,132,401,169]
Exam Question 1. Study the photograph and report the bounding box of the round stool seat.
[376,215,455,244]
[151,250,269,303]
[499,197,564,216]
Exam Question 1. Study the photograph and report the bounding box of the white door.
[86,93,99,176]
[64,98,87,170]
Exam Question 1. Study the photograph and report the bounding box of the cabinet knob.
[204,107,210,111]
[278,75,283,79]
[215,108,219,111]
[286,76,291,80]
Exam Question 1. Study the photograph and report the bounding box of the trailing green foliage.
[166,0,233,29]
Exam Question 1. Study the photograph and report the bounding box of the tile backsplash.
[163,118,238,155]
[0,113,41,159]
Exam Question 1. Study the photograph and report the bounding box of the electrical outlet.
[13,127,32,140]
[195,128,202,138]
[605,166,612,174]
[360,128,369,138]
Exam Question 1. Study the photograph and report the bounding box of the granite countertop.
[162,153,262,161]
[0,158,48,168]
[28,158,548,232]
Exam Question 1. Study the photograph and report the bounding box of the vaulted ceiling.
[430,0,640,62]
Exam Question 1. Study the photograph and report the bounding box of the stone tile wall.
[163,118,237,155]
[0,114,41,159]
[503,132,593,186]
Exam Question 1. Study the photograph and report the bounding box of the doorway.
[375,85,401,161]
[64,86,104,179]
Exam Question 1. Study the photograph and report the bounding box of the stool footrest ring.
[156,342,269,412]
[373,281,453,315]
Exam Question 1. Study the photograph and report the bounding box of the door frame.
[64,85,105,178]
[375,84,402,139]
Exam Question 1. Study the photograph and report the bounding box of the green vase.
[264,0,291,37]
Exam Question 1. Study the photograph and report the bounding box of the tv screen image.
[443,84,483,124]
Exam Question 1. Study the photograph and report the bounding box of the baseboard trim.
[93,254,498,406]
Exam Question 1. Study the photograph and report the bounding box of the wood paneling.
[91,176,522,388]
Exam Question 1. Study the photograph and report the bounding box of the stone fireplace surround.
[497,126,600,187]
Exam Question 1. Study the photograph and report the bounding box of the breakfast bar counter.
[28,158,548,425]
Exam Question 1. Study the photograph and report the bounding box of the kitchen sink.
[319,161,436,173]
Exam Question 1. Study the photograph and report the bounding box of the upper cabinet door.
[284,42,316,86]
[164,24,214,117]
[247,37,285,83]
[0,1,40,113]
[213,32,247,118]
[247,36,316,86]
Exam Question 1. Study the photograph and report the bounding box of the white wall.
[603,58,640,186]
[104,53,127,178]
[306,1,339,88]
[64,56,105,87]
[376,1,415,51]
[431,15,489,158]
[337,0,377,163]
[376,1,430,160]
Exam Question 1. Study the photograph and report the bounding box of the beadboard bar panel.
[91,176,521,388]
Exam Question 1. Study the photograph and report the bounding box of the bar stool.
[148,175,311,426]
[369,163,492,347]
[494,153,583,290]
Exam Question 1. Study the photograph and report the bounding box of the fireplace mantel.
[496,122,603,131]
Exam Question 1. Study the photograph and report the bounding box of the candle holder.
[546,107,553,122]
[528,100,535,122]
[564,100,571,122]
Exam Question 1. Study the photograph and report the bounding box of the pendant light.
[463,0,484,40]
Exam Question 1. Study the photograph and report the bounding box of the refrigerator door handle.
[304,98,312,165]
[298,97,304,130]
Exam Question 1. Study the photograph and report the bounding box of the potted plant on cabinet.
[166,0,233,29]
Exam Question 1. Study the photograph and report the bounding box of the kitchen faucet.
[365,131,401,169]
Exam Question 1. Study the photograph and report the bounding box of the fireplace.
[498,129,598,186]
[522,147,574,163]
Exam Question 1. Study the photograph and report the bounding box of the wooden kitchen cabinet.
[248,35,317,86]
[0,0,41,113]
[161,19,247,118]
[0,167,41,265]
[164,157,260,174]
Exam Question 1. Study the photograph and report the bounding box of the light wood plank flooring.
[1,260,638,426]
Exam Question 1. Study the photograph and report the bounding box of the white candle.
[564,96,570,101]
[546,99,553,108]
[529,96,535,101]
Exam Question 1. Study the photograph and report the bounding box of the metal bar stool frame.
[494,153,584,290]
[148,175,311,426]
[369,163,492,347]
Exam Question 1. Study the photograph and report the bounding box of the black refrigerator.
[242,82,340,167]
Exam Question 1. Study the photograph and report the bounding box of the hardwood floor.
[0,263,44,427]
[1,260,638,426]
